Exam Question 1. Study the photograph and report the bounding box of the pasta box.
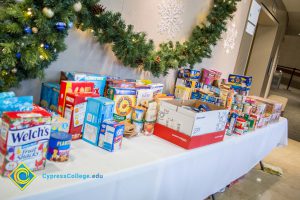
[155,99,229,149]
[107,87,136,122]
[82,97,115,146]
[57,81,94,116]
[40,82,60,111]
[0,106,52,176]
[64,92,100,140]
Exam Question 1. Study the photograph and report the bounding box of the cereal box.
[228,74,252,87]
[149,83,164,97]
[107,88,136,122]
[64,92,99,140]
[61,71,107,96]
[57,81,94,116]
[0,106,52,176]
[40,82,60,111]
[82,97,115,146]
[50,84,60,113]
[175,86,192,100]
[98,120,124,152]
[0,96,33,117]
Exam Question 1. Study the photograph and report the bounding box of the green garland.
[0,0,240,91]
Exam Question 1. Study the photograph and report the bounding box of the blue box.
[0,96,33,116]
[0,91,15,100]
[40,82,60,112]
[228,74,252,87]
[98,120,124,152]
[61,71,107,96]
[82,97,115,146]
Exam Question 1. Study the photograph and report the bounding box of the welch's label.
[7,125,51,146]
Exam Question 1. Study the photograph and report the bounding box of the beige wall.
[278,35,300,69]
[12,0,251,102]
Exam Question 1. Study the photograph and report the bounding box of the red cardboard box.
[58,81,94,116]
[64,92,99,140]
[154,123,225,149]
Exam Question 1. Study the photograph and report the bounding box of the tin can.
[227,112,238,136]
[235,117,247,129]
[234,127,244,135]
[47,132,72,162]
[132,120,144,134]
[143,121,155,136]
[247,117,255,131]
[243,104,252,114]
[131,106,146,121]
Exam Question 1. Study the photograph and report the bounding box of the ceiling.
[282,0,300,35]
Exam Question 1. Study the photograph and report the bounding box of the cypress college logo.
[8,163,36,190]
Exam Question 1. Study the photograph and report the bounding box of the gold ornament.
[42,7,54,18]
[32,27,38,33]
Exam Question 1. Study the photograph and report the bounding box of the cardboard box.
[0,106,52,176]
[61,71,107,96]
[98,120,124,152]
[57,81,94,116]
[40,82,60,112]
[154,123,225,150]
[157,100,229,137]
[175,86,192,100]
[149,83,164,96]
[51,115,70,133]
[107,88,136,122]
[136,89,154,107]
[64,92,100,140]
[82,97,115,145]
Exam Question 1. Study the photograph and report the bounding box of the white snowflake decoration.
[158,0,184,39]
[223,22,238,54]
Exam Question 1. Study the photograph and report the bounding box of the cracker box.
[0,96,33,117]
[98,120,124,152]
[57,81,94,116]
[82,97,115,145]
[175,86,192,100]
[64,92,100,140]
[0,106,52,176]
[107,88,136,122]
[61,71,107,96]
[40,82,60,111]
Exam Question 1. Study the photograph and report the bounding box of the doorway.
[245,6,279,97]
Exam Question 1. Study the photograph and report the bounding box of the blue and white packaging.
[0,91,15,100]
[82,97,114,146]
[61,71,107,96]
[98,120,124,152]
[40,82,60,112]
[0,96,33,116]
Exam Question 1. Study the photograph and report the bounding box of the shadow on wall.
[11,30,177,103]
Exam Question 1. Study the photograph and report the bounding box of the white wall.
[12,0,251,102]
[278,35,300,69]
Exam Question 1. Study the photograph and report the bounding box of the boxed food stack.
[155,99,229,149]
[64,92,100,140]
[82,97,114,146]
[40,82,60,112]
[57,81,94,116]
[0,106,52,176]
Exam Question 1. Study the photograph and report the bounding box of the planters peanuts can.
[47,132,72,162]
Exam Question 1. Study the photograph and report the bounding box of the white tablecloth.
[1,118,288,200]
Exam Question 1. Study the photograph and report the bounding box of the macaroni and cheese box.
[82,97,115,146]
[64,92,99,140]
[98,120,124,152]
[0,106,52,176]
[57,81,94,116]
[61,71,107,96]
[51,114,70,133]
[107,88,136,122]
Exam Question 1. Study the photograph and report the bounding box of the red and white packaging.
[64,92,99,140]
[154,99,229,149]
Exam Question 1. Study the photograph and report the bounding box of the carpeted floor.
[269,85,300,142]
